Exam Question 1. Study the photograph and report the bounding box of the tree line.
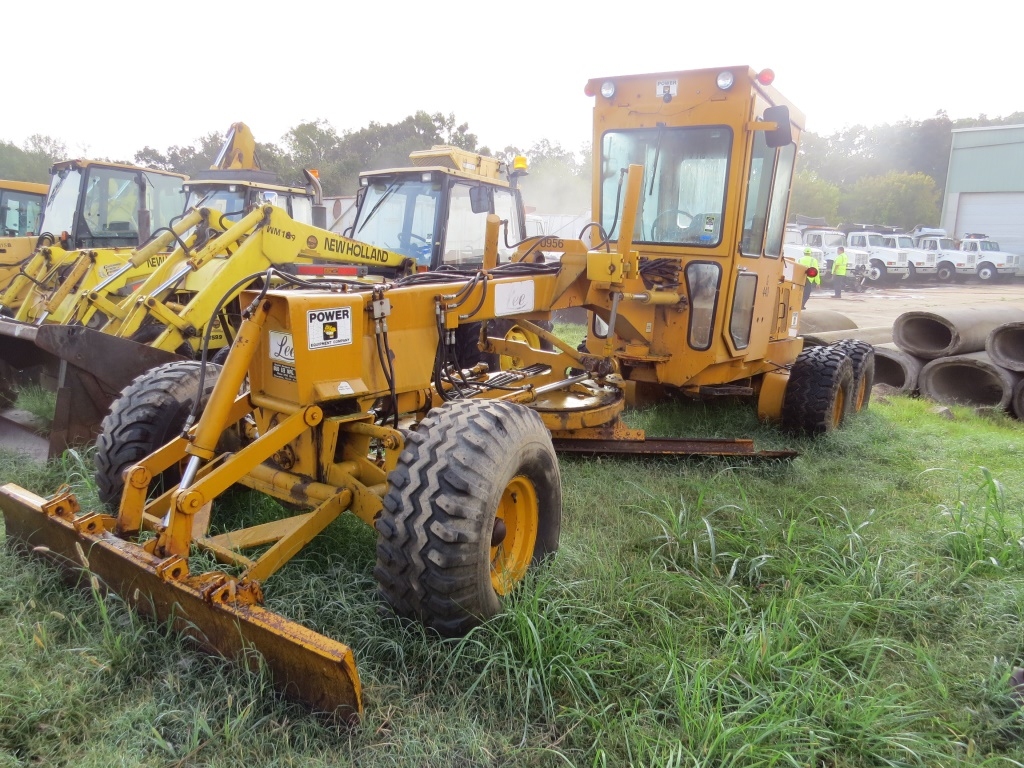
[3,110,1023,230]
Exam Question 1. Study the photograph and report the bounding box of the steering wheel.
[650,209,693,241]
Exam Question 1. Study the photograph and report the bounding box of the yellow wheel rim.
[490,474,539,595]
[832,386,846,429]
[854,376,867,411]
[498,326,538,371]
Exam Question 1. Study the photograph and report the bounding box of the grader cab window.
[763,142,796,258]
[600,127,731,246]
[685,261,722,350]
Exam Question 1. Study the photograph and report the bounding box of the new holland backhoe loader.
[0,124,326,451]
[0,66,872,720]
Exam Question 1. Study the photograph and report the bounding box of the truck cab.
[881,233,934,279]
[959,234,1018,282]
[843,227,909,284]
[911,227,962,283]
[800,226,870,284]
[783,225,823,265]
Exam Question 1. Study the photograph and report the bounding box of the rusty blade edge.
[552,437,798,458]
[0,484,362,720]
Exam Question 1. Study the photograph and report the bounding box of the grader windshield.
[601,126,731,246]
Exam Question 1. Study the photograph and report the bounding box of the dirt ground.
[802,279,1024,329]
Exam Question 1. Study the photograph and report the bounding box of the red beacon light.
[584,82,595,97]
[756,69,775,86]
[805,267,818,278]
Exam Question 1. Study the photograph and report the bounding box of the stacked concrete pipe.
[892,307,1024,360]
[986,320,1024,372]
[893,307,1024,410]
[872,343,926,395]
[1012,379,1024,420]
[798,310,857,335]
[919,351,1023,410]
[802,326,893,347]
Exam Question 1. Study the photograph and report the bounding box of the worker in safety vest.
[798,247,820,308]
[832,246,849,298]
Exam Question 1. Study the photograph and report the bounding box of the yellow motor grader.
[0,66,873,720]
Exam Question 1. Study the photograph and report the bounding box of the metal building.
[941,124,1024,255]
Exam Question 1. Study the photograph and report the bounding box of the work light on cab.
[716,71,735,90]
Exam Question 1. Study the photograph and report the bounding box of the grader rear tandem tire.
[830,339,875,413]
[95,360,222,508]
[375,399,561,636]
[782,346,855,435]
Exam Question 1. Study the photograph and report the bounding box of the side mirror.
[763,105,793,148]
[469,185,493,214]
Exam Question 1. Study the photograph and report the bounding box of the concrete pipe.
[802,326,893,347]
[798,309,857,335]
[892,307,1024,360]
[1012,378,1024,420]
[918,351,1023,410]
[872,343,925,394]
[986,321,1024,372]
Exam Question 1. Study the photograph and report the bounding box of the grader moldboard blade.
[0,484,362,720]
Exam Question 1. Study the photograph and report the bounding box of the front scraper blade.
[0,484,361,720]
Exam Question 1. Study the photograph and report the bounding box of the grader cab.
[0,66,871,720]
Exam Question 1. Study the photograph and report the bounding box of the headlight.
[716,71,734,90]
[600,81,616,99]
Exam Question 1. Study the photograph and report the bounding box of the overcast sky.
[7,0,1019,162]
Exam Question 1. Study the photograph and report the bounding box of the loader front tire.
[830,339,875,413]
[375,399,561,636]
[782,346,854,435]
[95,360,222,508]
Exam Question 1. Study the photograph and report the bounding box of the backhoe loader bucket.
[0,484,362,719]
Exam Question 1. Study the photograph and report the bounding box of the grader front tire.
[375,399,561,636]
[782,346,855,435]
[95,360,222,508]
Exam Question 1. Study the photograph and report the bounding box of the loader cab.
[184,171,314,225]
[351,148,526,271]
[43,161,186,249]
[0,180,47,237]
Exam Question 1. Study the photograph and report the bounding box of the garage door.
[954,192,1024,254]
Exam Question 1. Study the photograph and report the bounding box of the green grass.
[11,384,56,431]
[2,396,1024,766]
